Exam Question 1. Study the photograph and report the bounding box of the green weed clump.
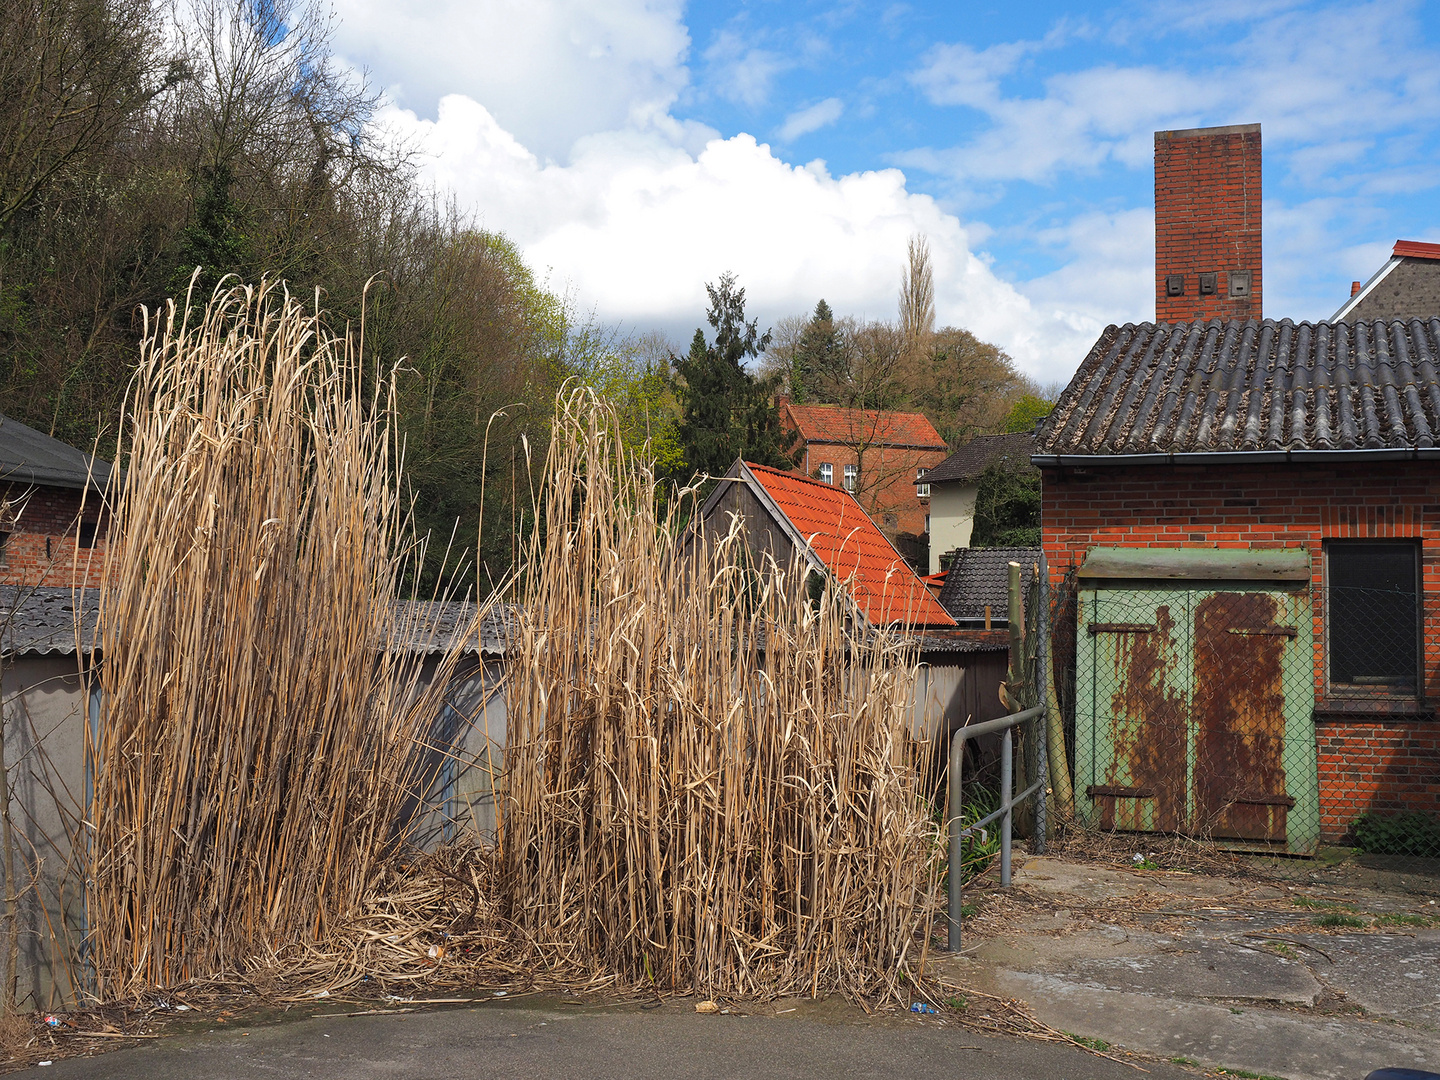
[1375,913,1434,928]
[1313,913,1368,929]
[1352,811,1440,857]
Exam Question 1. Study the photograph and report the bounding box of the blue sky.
[334,0,1440,383]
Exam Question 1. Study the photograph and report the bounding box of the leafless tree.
[899,233,935,351]
[0,0,168,236]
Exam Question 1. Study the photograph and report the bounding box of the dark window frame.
[1323,539,1422,701]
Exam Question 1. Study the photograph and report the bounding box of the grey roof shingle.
[936,547,1042,624]
[0,414,113,491]
[923,432,1035,484]
[1,588,508,658]
[1037,318,1440,456]
[0,587,97,656]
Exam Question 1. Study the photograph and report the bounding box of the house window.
[924,514,930,533]
[1326,541,1420,696]
[0,531,9,562]
[843,464,857,492]
[819,462,833,484]
[916,467,930,499]
[77,521,98,548]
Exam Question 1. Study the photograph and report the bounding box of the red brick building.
[1,414,111,589]
[1036,319,1440,849]
[779,402,948,553]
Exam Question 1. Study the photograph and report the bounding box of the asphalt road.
[14,996,1197,1079]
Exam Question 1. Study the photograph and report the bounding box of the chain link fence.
[1047,573,1439,870]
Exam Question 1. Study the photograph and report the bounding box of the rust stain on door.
[1098,605,1187,833]
[1192,592,1290,842]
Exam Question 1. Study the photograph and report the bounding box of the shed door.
[1191,591,1297,844]
[1088,598,1187,834]
[1078,584,1318,853]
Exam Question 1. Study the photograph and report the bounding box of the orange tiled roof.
[745,463,955,628]
[783,403,947,450]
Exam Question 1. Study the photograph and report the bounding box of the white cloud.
[1021,209,1155,328]
[702,30,789,108]
[905,0,1440,185]
[911,40,1038,110]
[381,95,1097,382]
[330,0,690,161]
[777,98,844,142]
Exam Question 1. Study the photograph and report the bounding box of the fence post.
[1034,564,1049,855]
[1042,556,1075,819]
[947,729,964,952]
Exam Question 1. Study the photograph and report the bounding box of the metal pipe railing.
[946,703,1045,952]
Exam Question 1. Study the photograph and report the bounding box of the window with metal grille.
[818,462,833,484]
[1326,541,1420,695]
[843,464,857,492]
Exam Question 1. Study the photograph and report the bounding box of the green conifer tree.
[675,273,796,477]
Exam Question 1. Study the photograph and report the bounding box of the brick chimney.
[1154,123,1261,322]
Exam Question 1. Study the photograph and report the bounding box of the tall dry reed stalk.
[86,279,471,999]
[501,389,942,1000]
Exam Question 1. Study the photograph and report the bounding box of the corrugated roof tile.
[1038,318,1440,456]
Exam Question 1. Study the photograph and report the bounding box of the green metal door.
[1076,573,1318,855]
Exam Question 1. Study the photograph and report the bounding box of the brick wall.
[1042,460,1439,841]
[797,441,947,539]
[1155,124,1262,322]
[0,483,107,588]
[1316,718,1440,831]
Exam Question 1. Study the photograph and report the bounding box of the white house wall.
[928,482,979,574]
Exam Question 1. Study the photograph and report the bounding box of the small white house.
[921,432,1034,575]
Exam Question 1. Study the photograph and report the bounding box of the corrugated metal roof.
[924,432,1035,484]
[909,628,1010,654]
[1037,318,1440,456]
[782,403,947,450]
[937,547,1041,624]
[0,414,113,491]
[745,463,955,628]
[0,587,97,656]
[391,601,509,657]
[1,588,506,658]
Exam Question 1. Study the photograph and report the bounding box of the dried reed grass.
[497,388,944,1001]
[86,279,475,1000]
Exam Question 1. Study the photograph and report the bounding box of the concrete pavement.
[932,855,1440,1080]
[10,995,1195,1080]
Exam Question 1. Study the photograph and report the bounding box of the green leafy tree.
[1004,393,1053,434]
[675,273,795,478]
[970,459,1041,547]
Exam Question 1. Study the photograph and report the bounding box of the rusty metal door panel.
[1076,581,1319,855]
[1191,592,1290,841]
[1189,588,1318,852]
[1077,588,1190,834]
